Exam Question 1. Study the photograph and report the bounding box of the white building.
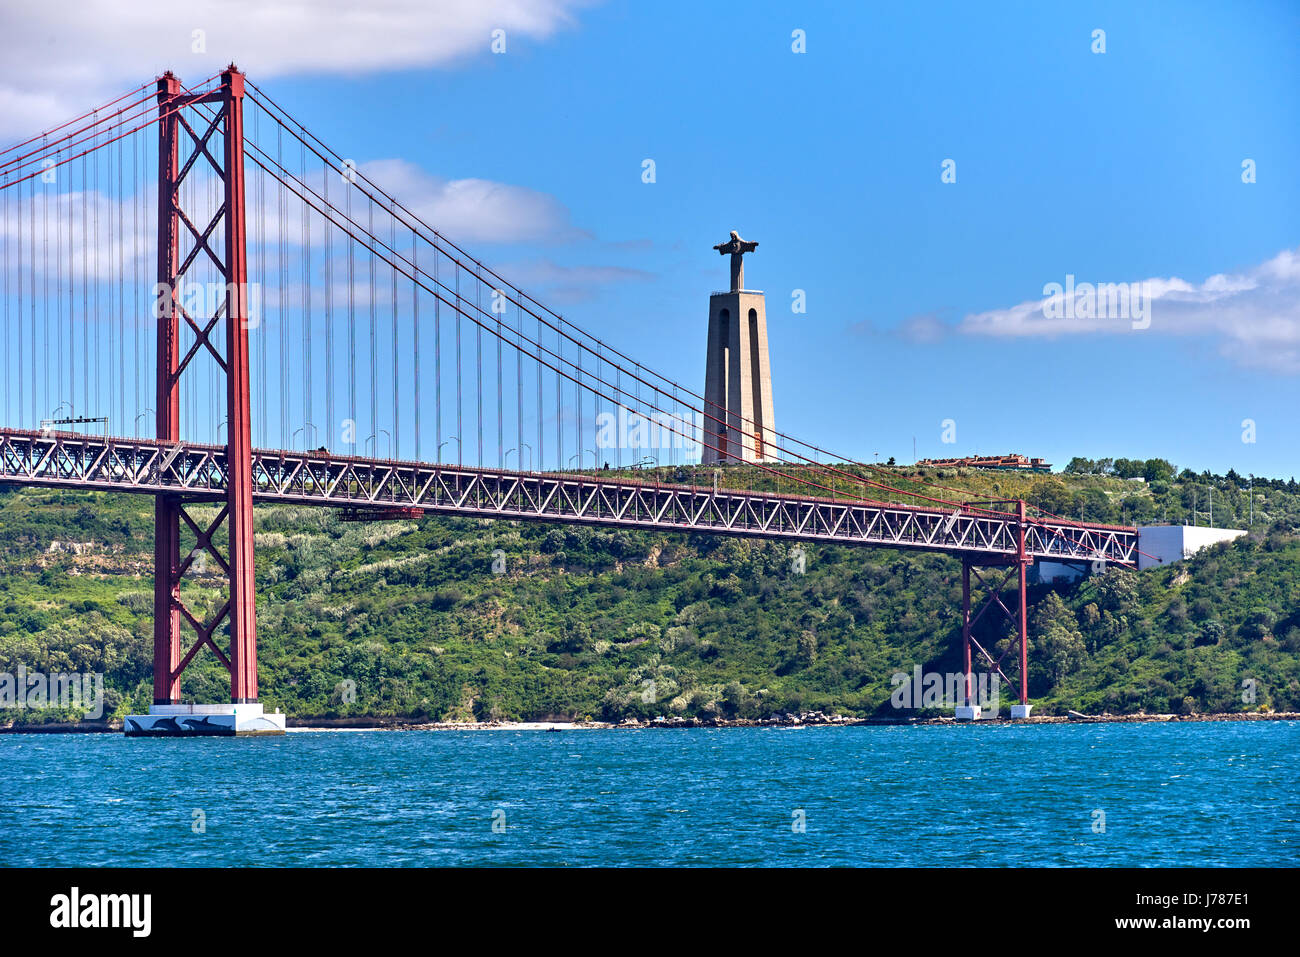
[1035,524,1247,582]
[1135,524,1247,571]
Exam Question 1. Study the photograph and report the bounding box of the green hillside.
[2,459,1298,726]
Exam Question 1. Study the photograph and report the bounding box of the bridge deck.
[0,429,1139,565]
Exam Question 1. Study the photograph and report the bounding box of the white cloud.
[0,0,594,139]
[1,4,599,268]
[960,248,1300,374]
[0,186,153,282]
[357,159,585,245]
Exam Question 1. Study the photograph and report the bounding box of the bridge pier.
[125,703,286,737]
[957,502,1035,720]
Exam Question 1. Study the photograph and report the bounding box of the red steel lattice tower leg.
[223,70,258,702]
[153,73,183,705]
[961,557,972,708]
[151,68,258,705]
[1017,499,1029,707]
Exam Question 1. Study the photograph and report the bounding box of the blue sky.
[4,0,1298,476]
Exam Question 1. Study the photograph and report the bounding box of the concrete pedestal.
[124,703,286,737]
[954,705,982,721]
[1010,704,1033,719]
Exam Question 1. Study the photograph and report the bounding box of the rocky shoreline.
[378,710,1300,731]
[5,709,1298,733]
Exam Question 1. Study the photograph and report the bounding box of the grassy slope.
[1,465,1298,725]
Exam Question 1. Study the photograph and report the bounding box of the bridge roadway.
[0,428,1140,565]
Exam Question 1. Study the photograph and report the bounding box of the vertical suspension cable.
[455,260,461,465]
[46,139,53,421]
[536,307,543,472]
[475,265,482,466]
[29,171,36,424]
[193,125,200,441]
[434,244,440,461]
[181,140,190,440]
[368,199,376,453]
[390,202,397,459]
[556,317,562,470]
[516,301,522,471]
[79,144,86,422]
[138,125,146,439]
[635,363,643,469]
[496,278,503,468]
[257,108,267,448]
[302,137,311,449]
[2,169,8,425]
[594,342,601,469]
[52,139,61,419]
[92,117,101,427]
[412,228,419,462]
[4,168,12,426]
[209,131,218,441]
[131,124,139,435]
[278,123,288,447]
[347,171,355,452]
[323,151,332,452]
[116,129,124,435]
[2,168,8,426]
[576,339,583,469]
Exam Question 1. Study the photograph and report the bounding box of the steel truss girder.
[0,429,1141,565]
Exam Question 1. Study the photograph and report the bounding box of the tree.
[1196,620,1226,646]
[1031,592,1087,688]
[722,680,747,717]
[1113,458,1142,480]
[1074,488,1113,522]
[1240,607,1276,641]
[1142,457,1174,482]
[797,630,817,666]
[1029,478,1071,515]
[1094,568,1139,614]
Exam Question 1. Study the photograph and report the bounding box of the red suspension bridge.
[0,69,1140,731]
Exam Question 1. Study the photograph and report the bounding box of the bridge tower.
[126,67,282,736]
[702,231,777,464]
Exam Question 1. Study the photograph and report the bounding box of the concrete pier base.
[1010,704,1033,719]
[954,705,982,721]
[124,703,286,737]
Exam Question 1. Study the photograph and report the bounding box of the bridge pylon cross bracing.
[151,68,260,713]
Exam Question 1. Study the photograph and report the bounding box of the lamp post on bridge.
[438,436,460,465]
[364,430,392,460]
[292,423,319,451]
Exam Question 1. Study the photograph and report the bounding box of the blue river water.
[1,722,1295,867]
